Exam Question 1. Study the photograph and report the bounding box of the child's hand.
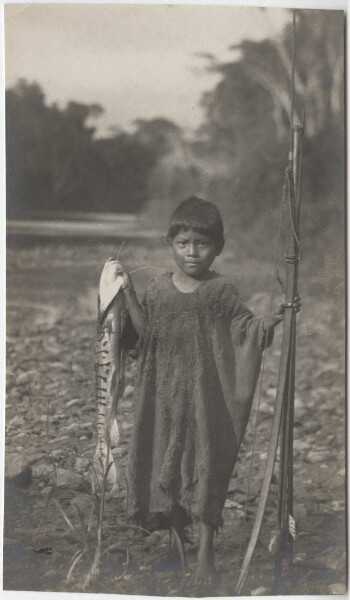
[264,295,301,330]
[106,258,134,292]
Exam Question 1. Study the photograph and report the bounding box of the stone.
[5,456,27,478]
[16,372,31,386]
[50,448,65,459]
[70,493,92,513]
[306,449,331,463]
[331,500,345,512]
[113,447,127,458]
[304,420,320,434]
[54,435,70,443]
[32,464,53,478]
[122,422,133,431]
[74,457,91,471]
[251,587,270,596]
[144,531,163,547]
[259,402,273,416]
[294,439,310,452]
[123,385,134,398]
[66,398,82,409]
[51,468,89,492]
[121,400,133,410]
[227,478,238,493]
[9,389,21,401]
[5,460,32,488]
[28,452,47,464]
[224,499,244,511]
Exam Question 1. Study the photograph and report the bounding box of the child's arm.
[109,259,145,335]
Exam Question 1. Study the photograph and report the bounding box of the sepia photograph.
[3,2,346,596]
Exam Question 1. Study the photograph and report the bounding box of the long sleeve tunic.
[126,272,271,528]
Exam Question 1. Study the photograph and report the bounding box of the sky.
[4,4,290,135]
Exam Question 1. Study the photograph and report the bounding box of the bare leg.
[170,506,187,571]
[170,526,186,571]
[195,521,216,585]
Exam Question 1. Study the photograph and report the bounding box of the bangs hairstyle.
[167,197,225,252]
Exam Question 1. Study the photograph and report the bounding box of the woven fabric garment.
[127,272,272,528]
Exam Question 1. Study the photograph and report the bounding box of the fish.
[94,258,127,493]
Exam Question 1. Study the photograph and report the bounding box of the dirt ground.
[4,237,346,596]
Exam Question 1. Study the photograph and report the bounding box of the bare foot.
[194,561,215,587]
[195,522,217,586]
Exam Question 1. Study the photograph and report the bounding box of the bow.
[236,11,305,594]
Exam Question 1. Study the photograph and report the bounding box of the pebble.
[50,448,66,459]
[5,456,28,478]
[54,435,70,443]
[294,440,311,452]
[224,499,244,511]
[114,447,127,458]
[251,587,270,596]
[9,389,21,401]
[331,500,345,512]
[303,420,320,434]
[259,402,273,415]
[123,385,134,398]
[121,400,133,410]
[5,465,32,488]
[70,493,92,513]
[8,415,25,427]
[228,478,238,493]
[66,398,82,409]
[32,464,54,478]
[74,457,91,471]
[144,532,163,547]
[50,468,89,492]
[65,422,79,431]
[28,452,47,464]
[49,362,66,369]
[44,382,61,393]
[16,372,31,386]
[306,449,331,463]
[122,423,133,431]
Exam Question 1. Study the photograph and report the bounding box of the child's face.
[170,228,218,278]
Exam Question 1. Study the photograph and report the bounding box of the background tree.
[6,81,159,216]
[6,9,344,253]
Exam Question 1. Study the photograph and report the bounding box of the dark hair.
[167,196,225,252]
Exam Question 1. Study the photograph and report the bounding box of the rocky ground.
[4,238,346,596]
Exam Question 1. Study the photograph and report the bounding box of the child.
[108,197,293,584]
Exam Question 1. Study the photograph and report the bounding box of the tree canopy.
[6,9,344,252]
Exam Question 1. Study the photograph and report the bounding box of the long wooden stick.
[274,123,303,588]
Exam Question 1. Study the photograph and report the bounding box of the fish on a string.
[94,257,127,495]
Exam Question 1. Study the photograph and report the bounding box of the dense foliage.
[6,81,161,216]
[6,9,344,252]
